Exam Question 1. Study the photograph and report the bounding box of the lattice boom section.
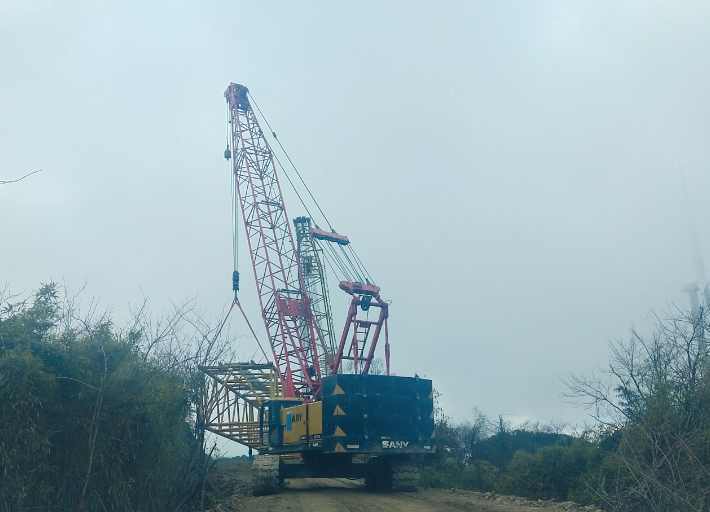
[201,363,283,449]
[294,217,337,371]
[225,82,325,398]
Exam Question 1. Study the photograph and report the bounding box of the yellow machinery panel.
[307,401,322,442]
[280,401,324,446]
[281,403,307,445]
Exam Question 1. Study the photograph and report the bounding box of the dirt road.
[209,463,602,512]
[222,480,594,512]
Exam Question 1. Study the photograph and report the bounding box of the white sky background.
[3,1,710,455]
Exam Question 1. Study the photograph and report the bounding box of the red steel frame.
[331,282,390,376]
[225,83,331,399]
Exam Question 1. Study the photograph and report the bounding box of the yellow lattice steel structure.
[200,363,283,449]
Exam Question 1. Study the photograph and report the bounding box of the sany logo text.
[382,440,409,449]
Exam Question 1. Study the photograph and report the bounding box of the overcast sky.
[3,1,710,451]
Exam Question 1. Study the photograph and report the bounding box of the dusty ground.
[208,461,603,512]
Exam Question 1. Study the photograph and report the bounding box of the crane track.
[391,462,419,492]
[251,455,280,496]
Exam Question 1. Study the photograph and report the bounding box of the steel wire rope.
[249,91,376,285]
[325,245,349,281]
[232,176,238,271]
[271,151,317,223]
[205,104,271,366]
[324,242,353,281]
[332,247,352,281]
[317,240,345,283]
[338,245,365,283]
[228,104,239,274]
[248,92,335,231]
[348,245,373,284]
[202,299,237,365]
[256,115,360,284]
[344,245,373,284]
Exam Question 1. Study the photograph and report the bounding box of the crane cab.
[259,399,323,451]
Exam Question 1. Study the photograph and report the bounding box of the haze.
[2,1,710,442]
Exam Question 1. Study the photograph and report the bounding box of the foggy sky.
[3,1,710,451]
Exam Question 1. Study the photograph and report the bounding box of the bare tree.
[566,306,710,512]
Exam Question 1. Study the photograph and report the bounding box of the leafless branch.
[0,169,42,185]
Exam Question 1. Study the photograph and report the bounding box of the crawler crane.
[201,83,435,495]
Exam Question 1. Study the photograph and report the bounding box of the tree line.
[3,283,709,511]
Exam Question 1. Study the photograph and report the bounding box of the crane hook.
[224,146,231,160]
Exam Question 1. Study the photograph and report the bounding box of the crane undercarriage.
[203,369,434,494]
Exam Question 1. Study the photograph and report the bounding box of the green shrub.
[499,439,601,503]
[420,466,449,489]
[460,460,499,491]
[0,284,212,511]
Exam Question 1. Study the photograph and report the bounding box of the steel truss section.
[333,282,391,376]
[201,363,283,449]
[225,83,330,399]
[293,217,337,369]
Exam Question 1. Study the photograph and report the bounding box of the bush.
[420,464,451,489]
[460,460,499,491]
[0,284,219,511]
[500,438,601,503]
[423,409,588,497]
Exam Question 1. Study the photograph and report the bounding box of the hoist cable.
[227,104,238,273]
[330,245,355,282]
[233,179,238,272]
[316,239,349,284]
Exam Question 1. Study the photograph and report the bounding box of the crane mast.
[225,83,329,399]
